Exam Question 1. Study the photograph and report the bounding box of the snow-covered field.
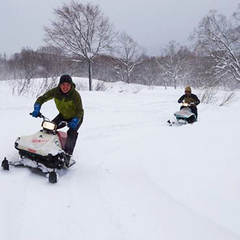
[0,79,240,240]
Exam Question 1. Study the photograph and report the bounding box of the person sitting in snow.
[31,74,84,164]
[177,85,200,119]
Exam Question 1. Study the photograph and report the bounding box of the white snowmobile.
[168,102,196,126]
[1,113,75,183]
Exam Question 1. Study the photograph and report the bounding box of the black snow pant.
[52,114,83,155]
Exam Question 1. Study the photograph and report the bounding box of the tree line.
[1,1,240,93]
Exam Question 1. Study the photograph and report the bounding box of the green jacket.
[35,82,84,120]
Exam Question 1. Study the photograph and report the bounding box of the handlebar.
[30,112,67,129]
[181,102,195,107]
[29,112,46,120]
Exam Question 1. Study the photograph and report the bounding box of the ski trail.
[80,96,240,240]
[96,143,240,240]
[8,171,76,240]
[1,82,240,240]
[41,161,124,240]
[0,169,30,240]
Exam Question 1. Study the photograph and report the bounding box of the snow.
[0,79,240,240]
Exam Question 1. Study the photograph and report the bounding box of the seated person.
[178,85,200,119]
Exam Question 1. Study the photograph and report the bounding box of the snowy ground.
[0,79,240,240]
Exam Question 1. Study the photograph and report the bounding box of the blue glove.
[32,103,41,118]
[68,117,79,129]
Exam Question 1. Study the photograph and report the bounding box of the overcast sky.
[1,0,240,57]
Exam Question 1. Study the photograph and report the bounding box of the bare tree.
[131,56,160,86]
[44,1,117,90]
[157,41,191,89]
[219,91,235,106]
[18,48,39,81]
[113,32,144,83]
[0,53,8,80]
[92,54,119,82]
[37,46,66,81]
[6,48,39,95]
[193,9,240,85]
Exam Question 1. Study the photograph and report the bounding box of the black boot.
[64,153,72,167]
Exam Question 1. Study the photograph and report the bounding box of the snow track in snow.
[1,81,240,240]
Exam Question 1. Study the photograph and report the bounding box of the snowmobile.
[1,113,75,183]
[168,102,197,126]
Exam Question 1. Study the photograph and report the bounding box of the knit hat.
[59,75,72,85]
[185,85,191,93]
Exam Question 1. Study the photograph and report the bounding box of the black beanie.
[59,75,72,85]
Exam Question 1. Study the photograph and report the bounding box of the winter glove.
[31,103,41,118]
[68,117,79,129]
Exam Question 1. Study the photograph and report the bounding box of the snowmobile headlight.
[182,102,189,107]
[42,121,57,131]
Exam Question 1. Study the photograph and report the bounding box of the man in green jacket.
[31,75,84,163]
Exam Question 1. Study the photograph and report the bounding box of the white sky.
[1,0,239,57]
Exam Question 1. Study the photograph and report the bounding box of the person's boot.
[64,153,72,167]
